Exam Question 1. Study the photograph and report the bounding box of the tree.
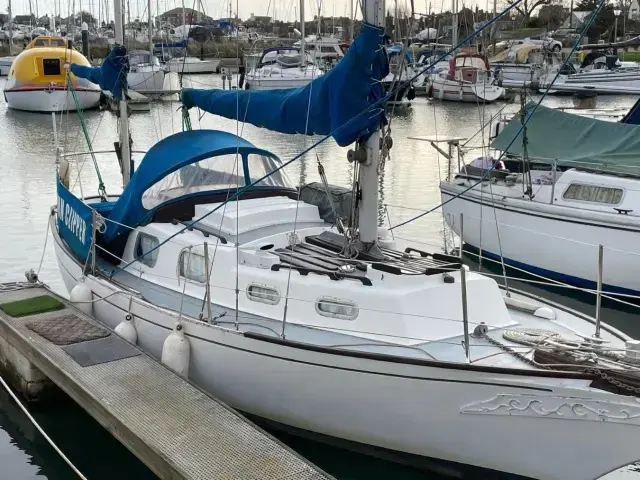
[505,0,554,22]
[574,0,615,41]
[537,4,565,29]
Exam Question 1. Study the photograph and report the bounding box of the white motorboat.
[294,35,346,65]
[245,47,323,90]
[439,102,640,295]
[166,56,221,74]
[56,7,640,478]
[429,54,504,103]
[540,53,640,94]
[489,44,553,88]
[128,50,166,93]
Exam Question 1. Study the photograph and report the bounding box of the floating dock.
[0,282,332,480]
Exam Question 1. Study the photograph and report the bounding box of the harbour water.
[0,74,639,479]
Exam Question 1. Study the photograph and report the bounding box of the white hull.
[440,183,640,293]
[52,219,640,480]
[490,63,540,87]
[541,70,640,94]
[429,77,504,103]
[245,77,316,90]
[167,58,221,74]
[4,88,100,112]
[127,68,166,93]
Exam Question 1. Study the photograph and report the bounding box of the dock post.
[459,212,464,259]
[460,265,470,363]
[203,241,212,323]
[594,244,604,338]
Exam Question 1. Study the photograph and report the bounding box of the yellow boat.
[3,36,101,112]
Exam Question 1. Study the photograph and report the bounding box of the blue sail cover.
[70,45,129,99]
[181,23,389,147]
[102,130,276,243]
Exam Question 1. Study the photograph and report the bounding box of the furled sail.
[492,102,640,173]
[181,23,389,147]
[70,45,129,99]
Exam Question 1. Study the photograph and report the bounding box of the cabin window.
[42,58,61,76]
[563,183,623,205]
[135,233,159,267]
[179,250,207,283]
[246,154,294,189]
[51,39,66,47]
[34,39,48,47]
[246,283,280,305]
[142,153,244,209]
[315,297,359,320]
[320,46,336,53]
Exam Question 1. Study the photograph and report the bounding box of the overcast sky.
[3,0,489,21]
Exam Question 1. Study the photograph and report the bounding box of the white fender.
[115,313,138,344]
[70,279,93,315]
[161,323,190,377]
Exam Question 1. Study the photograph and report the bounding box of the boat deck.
[0,283,332,480]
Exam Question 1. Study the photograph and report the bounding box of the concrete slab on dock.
[0,283,332,480]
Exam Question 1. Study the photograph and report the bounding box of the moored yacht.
[245,46,323,90]
[51,7,640,478]
[428,54,504,103]
[128,50,166,93]
[440,102,640,295]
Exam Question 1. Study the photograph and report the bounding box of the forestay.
[492,102,640,173]
[180,22,389,147]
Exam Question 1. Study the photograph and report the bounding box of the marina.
[4,0,640,478]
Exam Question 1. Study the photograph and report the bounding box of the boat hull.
[3,87,100,112]
[245,77,315,90]
[127,68,166,93]
[440,184,640,294]
[167,58,221,74]
[52,219,640,480]
[429,77,504,103]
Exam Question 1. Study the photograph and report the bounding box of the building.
[157,7,211,26]
[14,14,35,25]
[561,11,592,29]
[247,13,271,24]
[629,0,640,20]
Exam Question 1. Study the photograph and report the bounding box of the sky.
[2,0,488,22]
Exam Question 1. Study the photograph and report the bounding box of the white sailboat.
[52,1,640,479]
[245,1,323,90]
[126,0,166,93]
[439,102,640,295]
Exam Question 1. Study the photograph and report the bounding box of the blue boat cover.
[70,45,129,99]
[57,174,94,261]
[102,129,276,243]
[180,22,389,147]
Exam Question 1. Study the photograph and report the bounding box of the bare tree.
[505,0,554,22]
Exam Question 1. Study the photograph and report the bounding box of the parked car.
[517,35,563,52]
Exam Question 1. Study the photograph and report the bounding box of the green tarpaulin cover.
[491,102,640,174]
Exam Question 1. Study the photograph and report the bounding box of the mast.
[147,0,152,54]
[299,0,305,61]
[7,0,12,56]
[349,0,354,40]
[451,0,458,47]
[181,0,185,31]
[358,0,384,247]
[114,0,131,185]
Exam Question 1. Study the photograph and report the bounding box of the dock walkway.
[0,283,331,480]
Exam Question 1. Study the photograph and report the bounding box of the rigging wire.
[389,0,606,232]
[109,0,530,275]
